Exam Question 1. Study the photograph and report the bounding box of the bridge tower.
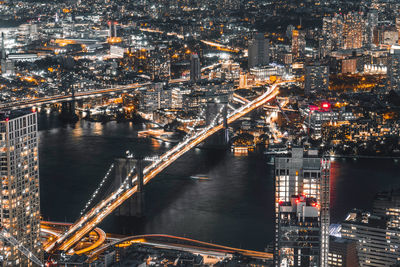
[59,87,78,122]
[204,101,229,148]
[114,157,145,217]
[222,103,229,145]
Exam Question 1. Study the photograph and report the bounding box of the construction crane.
[0,226,43,267]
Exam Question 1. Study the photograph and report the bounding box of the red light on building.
[321,102,331,110]
[309,105,319,111]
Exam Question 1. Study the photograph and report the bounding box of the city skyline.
[0,0,400,266]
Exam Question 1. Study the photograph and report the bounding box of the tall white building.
[0,110,41,266]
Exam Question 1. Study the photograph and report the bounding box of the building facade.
[0,110,41,266]
[190,54,201,82]
[341,210,400,267]
[304,64,329,95]
[388,48,400,93]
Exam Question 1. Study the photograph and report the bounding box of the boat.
[190,174,210,180]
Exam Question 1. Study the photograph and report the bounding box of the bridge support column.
[203,102,229,149]
[135,159,145,218]
[59,101,78,122]
[223,103,229,146]
[114,158,145,218]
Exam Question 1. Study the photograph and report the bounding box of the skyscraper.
[0,110,41,266]
[190,53,201,82]
[274,147,330,267]
[248,33,269,69]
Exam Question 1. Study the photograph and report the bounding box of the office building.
[190,54,201,82]
[0,110,41,266]
[305,64,329,95]
[373,189,400,229]
[328,237,359,267]
[341,210,400,267]
[274,148,330,267]
[248,33,269,69]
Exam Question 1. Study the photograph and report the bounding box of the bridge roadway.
[0,78,188,110]
[87,234,273,262]
[44,82,284,254]
[41,221,106,255]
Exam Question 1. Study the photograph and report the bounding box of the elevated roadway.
[44,81,287,254]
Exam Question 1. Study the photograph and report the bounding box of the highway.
[41,221,106,255]
[0,78,188,110]
[87,234,273,262]
[44,81,283,254]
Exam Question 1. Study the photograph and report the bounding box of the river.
[38,113,400,251]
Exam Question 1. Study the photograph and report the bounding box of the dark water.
[38,113,400,251]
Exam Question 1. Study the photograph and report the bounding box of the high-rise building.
[0,33,14,77]
[342,12,364,50]
[373,189,400,229]
[341,210,400,267]
[292,30,306,59]
[366,11,378,48]
[321,12,365,55]
[190,53,201,82]
[248,33,269,69]
[274,148,330,267]
[304,64,329,95]
[328,237,359,267]
[140,83,172,112]
[0,110,41,266]
[387,48,400,93]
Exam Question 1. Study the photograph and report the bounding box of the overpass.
[0,78,188,110]
[44,81,286,255]
[87,234,272,262]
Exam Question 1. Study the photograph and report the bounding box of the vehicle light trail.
[45,82,284,254]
